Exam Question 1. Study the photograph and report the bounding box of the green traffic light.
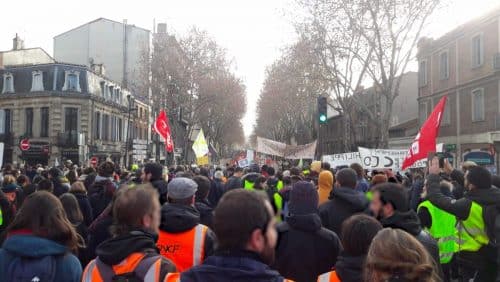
[319,114,327,123]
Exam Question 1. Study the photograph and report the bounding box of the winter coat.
[208,179,224,208]
[181,250,288,282]
[92,229,176,279]
[52,178,69,197]
[318,171,333,205]
[225,176,243,191]
[273,213,342,282]
[319,187,369,236]
[88,176,116,219]
[194,199,214,229]
[355,177,369,193]
[71,191,93,227]
[409,177,424,212]
[334,253,366,282]
[0,234,82,282]
[151,179,169,205]
[380,210,442,276]
[159,203,216,258]
[86,212,113,262]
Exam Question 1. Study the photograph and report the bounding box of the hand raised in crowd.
[428,156,440,175]
[443,158,453,175]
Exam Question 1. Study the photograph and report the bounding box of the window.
[442,99,451,125]
[2,73,14,93]
[95,112,101,140]
[25,108,33,137]
[102,114,109,141]
[100,82,106,97]
[4,109,11,134]
[109,86,114,101]
[472,34,484,68]
[472,88,485,121]
[63,71,81,92]
[31,71,44,92]
[40,107,49,137]
[419,101,428,124]
[419,61,427,86]
[0,109,11,134]
[64,107,78,140]
[440,52,449,80]
[111,116,116,141]
[118,118,123,141]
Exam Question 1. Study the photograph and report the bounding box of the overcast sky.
[1,0,500,137]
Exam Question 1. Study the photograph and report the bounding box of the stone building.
[0,41,149,166]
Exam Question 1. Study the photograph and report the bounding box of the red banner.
[153,109,174,153]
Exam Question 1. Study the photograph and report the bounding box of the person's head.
[214,170,224,181]
[59,193,83,224]
[2,183,18,202]
[289,181,319,215]
[462,161,477,173]
[199,167,210,178]
[2,174,16,186]
[266,167,275,177]
[370,183,408,220]
[318,170,334,189]
[7,191,81,251]
[167,177,198,206]
[349,163,364,178]
[111,185,161,235]
[336,168,357,189]
[214,190,277,265]
[321,162,331,171]
[66,170,78,184]
[83,167,96,175]
[465,166,492,191]
[142,163,163,183]
[233,167,244,177]
[290,175,303,185]
[253,176,267,190]
[249,163,260,173]
[341,214,382,256]
[69,181,87,194]
[17,175,30,187]
[48,167,61,180]
[98,161,115,178]
[371,174,388,187]
[193,175,211,201]
[365,228,439,282]
[37,178,54,193]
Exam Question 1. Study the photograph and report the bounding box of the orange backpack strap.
[92,253,162,282]
[164,272,181,282]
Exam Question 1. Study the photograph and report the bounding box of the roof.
[54,17,150,39]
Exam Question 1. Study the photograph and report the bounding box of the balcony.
[0,132,14,145]
[57,132,79,147]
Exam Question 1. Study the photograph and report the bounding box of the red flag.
[153,109,174,153]
[402,96,447,170]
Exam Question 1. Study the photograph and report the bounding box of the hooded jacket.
[88,176,116,219]
[273,213,341,282]
[71,191,93,227]
[380,210,442,275]
[181,250,288,282]
[319,187,369,236]
[93,230,176,279]
[159,203,216,258]
[194,199,214,229]
[0,234,82,282]
[151,179,169,205]
[334,253,365,282]
[318,171,333,206]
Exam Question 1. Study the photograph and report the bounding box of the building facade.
[0,45,149,166]
[417,7,500,172]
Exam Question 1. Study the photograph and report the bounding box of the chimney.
[12,34,24,50]
[157,23,167,34]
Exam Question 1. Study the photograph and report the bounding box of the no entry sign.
[20,139,30,151]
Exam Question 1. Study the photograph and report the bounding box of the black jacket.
[160,203,216,258]
[319,187,369,236]
[273,213,341,282]
[380,210,442,275]
[225,176,242,191]
[334,253,365,282]
[194,200,214,229]
[96,229,176,279]
[208,179,224,208]
[52,178,68,197]
[71,192,93,227]
[182,250,287,282]
[88,178,115,220]
[151,179,169,205]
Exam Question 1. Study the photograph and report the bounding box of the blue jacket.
[0,234,82,282]
[181,250,288,282]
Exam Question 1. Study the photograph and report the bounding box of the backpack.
[95,255,161,282]
[7,255,57,282]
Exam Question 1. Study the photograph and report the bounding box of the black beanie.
[375,183,408,212]
[289,181,319,215]
[466,166,491,189]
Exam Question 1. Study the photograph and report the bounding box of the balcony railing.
[57,132,79,147]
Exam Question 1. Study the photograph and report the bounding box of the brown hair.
[365,228,439,282]
[111,185,159,236]
[371,174,388,187]
[59,193,84,224]
[341,214,382,256]
[70,181,87,194]
[7,191,82,252]
[3,175,16,186]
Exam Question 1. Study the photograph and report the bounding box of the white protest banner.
[358,147,427,171]
[257,137,287,157]
[285,140,317,159]
[322,152,362,168]
[238,158,250,168]
[256,137,317,159]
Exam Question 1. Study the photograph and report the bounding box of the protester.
[157,177,216,272]
[179,189,288,282]
[142,163,169,205]
[317,214,383,282]
[209,170,225,208]
[66,170,78,185]
[60,193,88,266]
[81,167,97,191]
[48,167,68,197]
[82,185,176,281]
[37,178,54,193]
[365,228,440,282]
[319,168,369,236]
[273,181,341,282]
[369,183,442,275]
[318,170,334,205]
[88,161,116,220]
[0,190,14,237]
[350,163,369,193]
[0,191,82,281]
[70,181,93,227]
[193,175,214,228]
[427,159,500,281]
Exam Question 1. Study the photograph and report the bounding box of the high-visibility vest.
[457,201,489,252]
[418,200,458,264]
[164,273,180,282]
[244,180,254,190]
[366,190,373,201]
[157,224,208,272]
[0,207,3,227]
[277,180,284,191]
[317,271,340,282]
[82,252,162,282]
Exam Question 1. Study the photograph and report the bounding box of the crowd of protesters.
[0,156,498,282]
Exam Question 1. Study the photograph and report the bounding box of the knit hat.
[289,181,319,215]
[2,183,18,193]
[375,183,408,212]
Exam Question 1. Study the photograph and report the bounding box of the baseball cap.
[168,177,198,199]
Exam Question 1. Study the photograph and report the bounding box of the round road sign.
[20,139,30,151]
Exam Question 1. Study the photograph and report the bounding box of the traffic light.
[317,96,327,124]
